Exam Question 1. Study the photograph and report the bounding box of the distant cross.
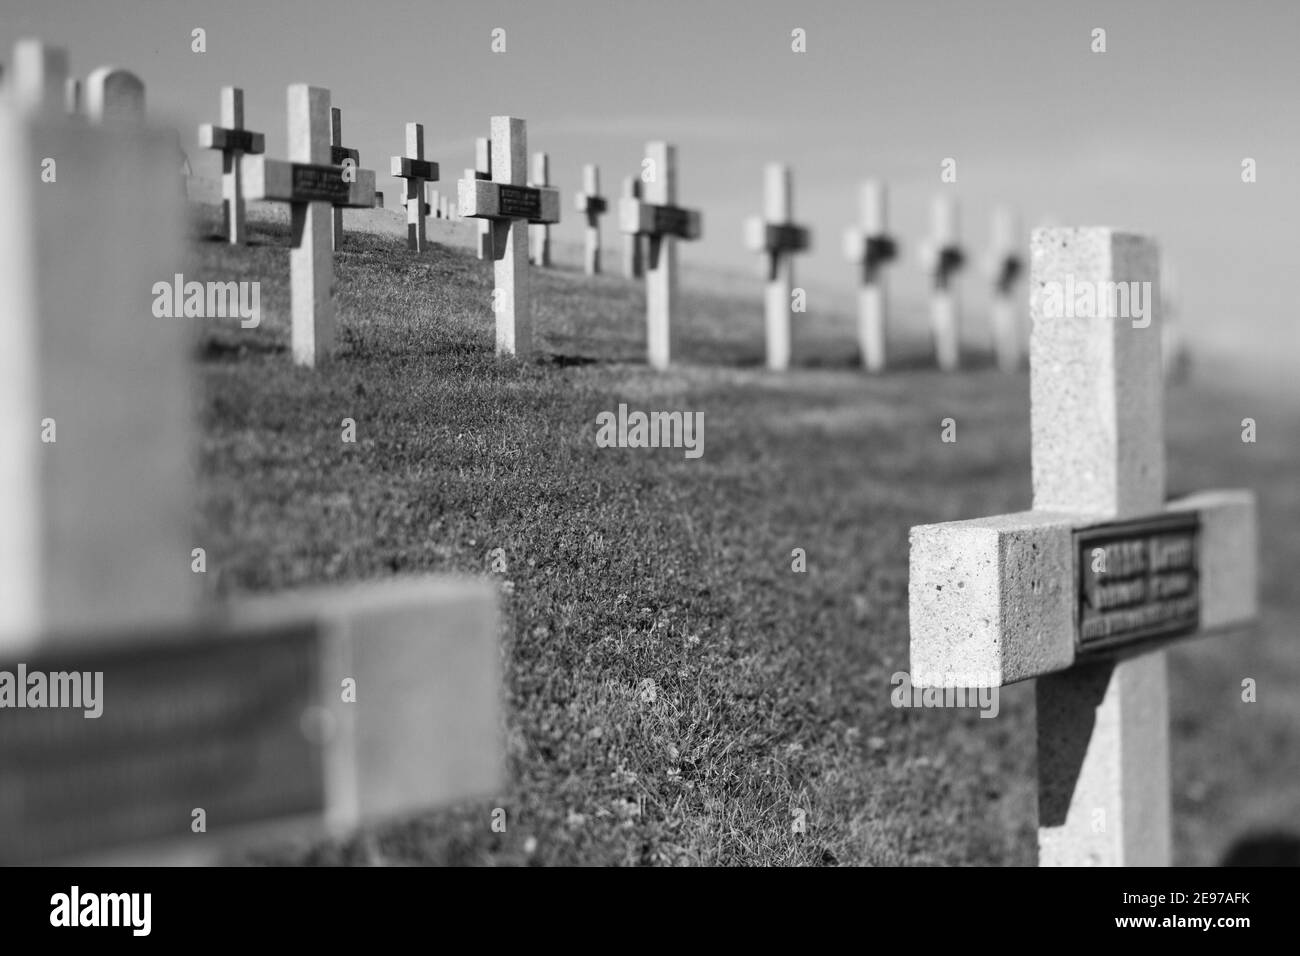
[241,85,376,366]
[390,122,439,252]
[618,143,702,370]
[329,106,372,250]
[458,116,560,357]
[198,87,266,245]
[528,151,552,266]
[574,164,608,276]
[63,76,81,115]
[744,163,811,371]
[986,206,1024,371]
[473,137,492,259]
[919,195,965,371]
[909,227,1258,866]
[842,180,898,372]
[85,66,144,125]
[621,176,644,279]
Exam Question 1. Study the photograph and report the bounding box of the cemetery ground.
[188,205,1299,866]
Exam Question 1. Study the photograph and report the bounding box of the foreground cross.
[198,87,266,245]
[242,85,376,366]
[528,151,552,266]
[390,122,439,252]
[0,62,502,864]
[908,227,1257,866]
[920,195,965,371]
[619,143,702,370]
[621,176,644,279]
[458,116,560,357]
[574,163,607,275]
[986,207,1024,371]
[843,180,898,372]
[744,163,811,371]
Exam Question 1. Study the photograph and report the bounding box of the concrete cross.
[241,85,376,366]
[842,180,898,372]
[0,75,502,863]
[618,143,702,370]
[390,122,439,252]
[986,206,1024,371]
[198,87,266,245]
[473,137,492,259]
[744,163,811,371]
[329,106,374,250]
[458,116,561,357]
[528,151,552,266]
[621,176,644,280]
[908,227,1258,866]
[574,164,607,276]
[919,195,965,371]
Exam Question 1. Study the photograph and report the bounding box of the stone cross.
[842,180,898,372]
[908,227,1258,866]
[241,85,375,367]
[472,137,492,259]
[458,116,560,357]
[0,81,502,863]
[328,106,372,250]
[85,66,144,125]
[621,176,644,279]
[198,87,266,245]
[390,122,439,252]
[743,163,811,371]
[574,164,607,276]
[986,206,1024,371]
[429,187,441,218]
[618,143,702,370]
[920,195,965,370]
[528,151,552,266]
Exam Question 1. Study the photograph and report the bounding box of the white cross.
[743,163,811,371]
[985,206,1024,371]
[919,195,965,371]
[842,180,898,372]
[574,164,607,276]
[528,151,552,267]
[198,87,266,245]
[908,227,1258,866]
[390,122,439,252]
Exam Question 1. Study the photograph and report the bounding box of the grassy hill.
[185,204,1300,866]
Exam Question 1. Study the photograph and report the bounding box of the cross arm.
[619,198,702,240]
[744,218,810,254]
[458,178,561,224]
[198,124,265,154]
[390,156,439,181]
[575,193,607,214]
[241,155,376,208]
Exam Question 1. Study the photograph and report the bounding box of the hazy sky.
[6,0,1298,383]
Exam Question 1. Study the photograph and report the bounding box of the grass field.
[186,206,1300,866]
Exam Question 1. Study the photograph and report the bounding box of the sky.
[5,0,1298,388]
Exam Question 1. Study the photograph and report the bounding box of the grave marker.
[744,163,811,371]
[198,86,266,245]
[574,163,607,275]
[528,151,553,266]
[242,85,376,366]
[473,137,492,259]
[908,227,1258,866]
[842,180,898,372]
[0,86,503,863]
[986,207,1024,371]
[621,176,644,279]
[63,77,80,115]
[328,106,372,250]
[920,195,965,370]
[390,122,439,251]
[85,66,144,125]
[458,116,560,357]
[10,39,68,114]
[618,143,702,370]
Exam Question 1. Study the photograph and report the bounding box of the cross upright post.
[908,227,1258,866]
[744,162,811,371]
[621,176,644,279]
[528,151,552,266]
[843,180,898,372]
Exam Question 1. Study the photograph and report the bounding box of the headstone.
[85,66,144,125]
[528,151,552,266]
[621,176,644,279]
[743,163,811,371]
[0,79,503,863]
[618,143,702,370]
[986,207,1024,371]
[842,180,898,372]
[241,85,376,367]
[473,137,492,259]
[919,195,965,370]
[198,87,266,246]
[908,227,1258,866]
[458,116,560,357]
[390,122,439,252]
[574,163,607,275]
